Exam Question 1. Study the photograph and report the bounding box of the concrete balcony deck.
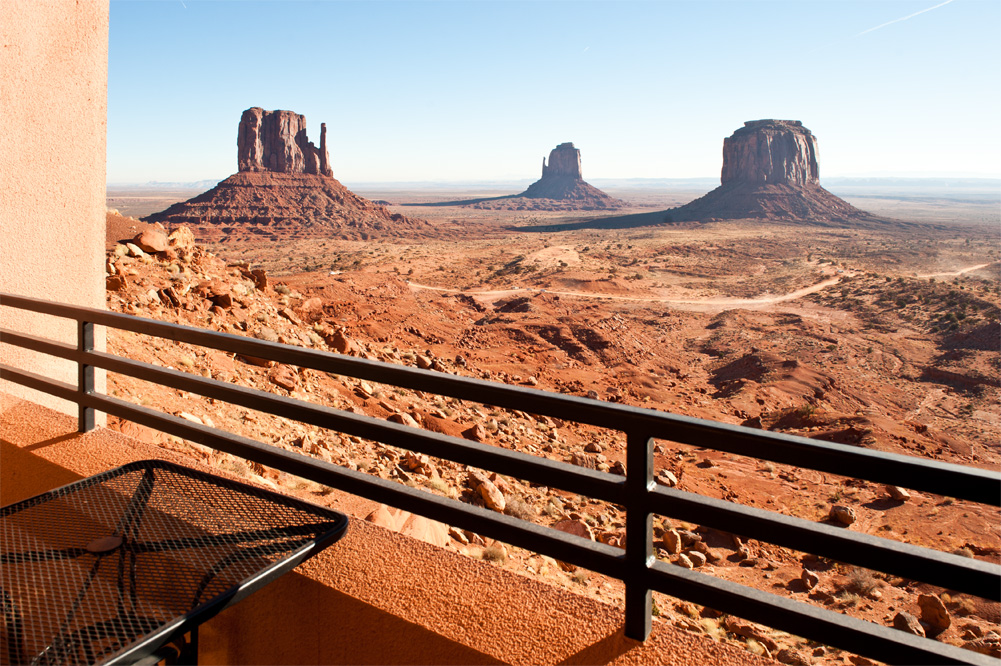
[1,394,772,665]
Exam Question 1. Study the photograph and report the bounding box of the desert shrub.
[482,545,507,563]
[427,477,449,494]
[844,567,878,596]
[504,497,536,521]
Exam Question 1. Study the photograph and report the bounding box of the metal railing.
[1,291,999,665]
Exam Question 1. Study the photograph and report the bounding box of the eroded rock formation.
[665,119,876,224]
[541,142,583,180]
[145,107,433,241]
[518,142,623,209]
[237,107,332,177]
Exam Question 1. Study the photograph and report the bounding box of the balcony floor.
[1,394,774,665]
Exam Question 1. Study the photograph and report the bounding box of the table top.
[1,459,349,665]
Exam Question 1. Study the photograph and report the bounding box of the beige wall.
[0,0,109,416]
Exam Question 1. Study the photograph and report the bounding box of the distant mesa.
[145,107,432,242]
[666,119,876,223]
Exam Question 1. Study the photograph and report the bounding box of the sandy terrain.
[103,189,1001,663]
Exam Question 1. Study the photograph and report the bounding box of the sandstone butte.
[517,142,624,208]
[665,119,878,224]
[144,107,433,241]
[452,142,625,212]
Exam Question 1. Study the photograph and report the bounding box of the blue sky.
[108,0,1001,184]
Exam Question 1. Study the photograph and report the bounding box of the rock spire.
[237,107,333,177]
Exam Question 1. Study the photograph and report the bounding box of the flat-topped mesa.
[660,119,879,224]
[541,142,583,180]
[721,119,819,186]
[237,107,333,177]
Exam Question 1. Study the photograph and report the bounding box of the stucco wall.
[0,0,109,415]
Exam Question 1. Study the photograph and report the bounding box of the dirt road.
[407,274,847,312]
[916,262,997,278]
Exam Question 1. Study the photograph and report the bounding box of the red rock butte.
[667,120,877,224]
[145,107,433,242]
[518,143,624,209]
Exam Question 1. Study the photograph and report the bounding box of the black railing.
[1,291,999,666]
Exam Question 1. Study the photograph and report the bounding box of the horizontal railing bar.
[646,561,991,666]
[0,363,80,404]
[650,486,1000,600]
[88,391,626,580]
[658,421,1001,508]
[0,363,624,577]
[0,328,78,361]
[83,349,626,505]
[3,293,997,506]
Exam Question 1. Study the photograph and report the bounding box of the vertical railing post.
[78,320,95,432]
[624,430,653,640]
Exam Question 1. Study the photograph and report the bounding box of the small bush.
[482,545,507,563]
[504,497,536,521]
[427,477,449,494]
[845,567,878,596]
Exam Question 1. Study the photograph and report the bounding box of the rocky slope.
[103,220,1000,663]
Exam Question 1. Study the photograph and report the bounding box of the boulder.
[388,412,421,428]
[885,485,911,501]
[687,551,707,568]
[461,423,488,442]
[662,529,682,554]
[892,611,925,638]
[467,471,505,512]
[918,594,951,633]
[167,226,196,250]
[268,364,298,391]
[656,470,678,487]
[829,505,857,526]
[548,521,595,573]
[327,329,359,354]
[133,228,168,253]
[801,568,820,589]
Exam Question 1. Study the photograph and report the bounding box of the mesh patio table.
[0,459,349,665]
